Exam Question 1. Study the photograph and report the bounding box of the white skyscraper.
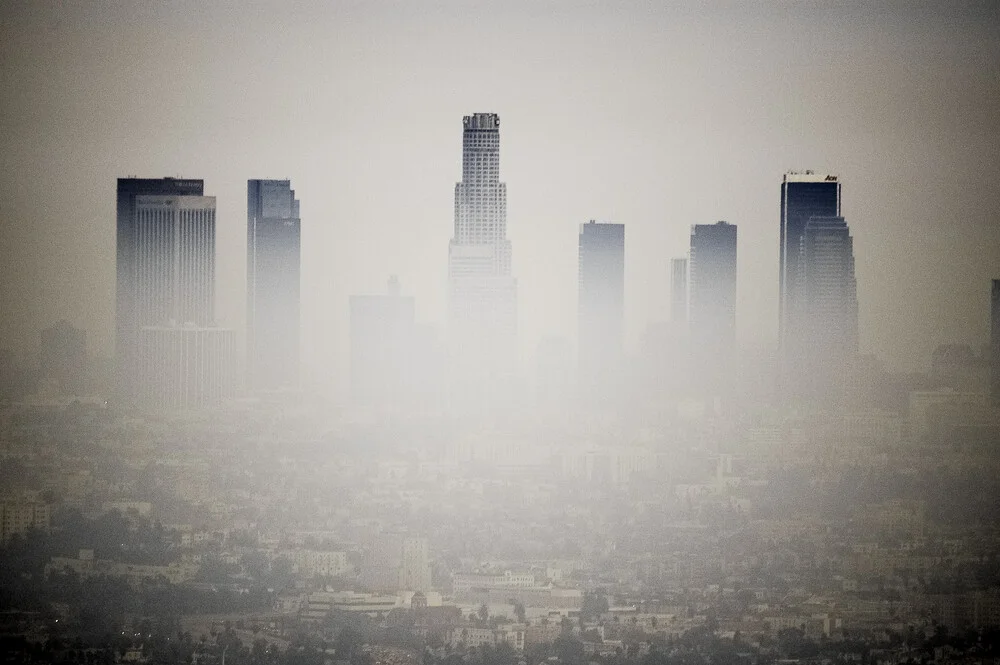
[448,113,517,387]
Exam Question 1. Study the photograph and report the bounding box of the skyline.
[2,1,1000,392]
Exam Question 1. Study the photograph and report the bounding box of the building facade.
[689,222,737,401]
[349,276,416,405]
[134,326,236,410]
[247,179,301,391]
[447,113,518,388]
[779,172,841,357]
[116,178,204,399]
[798,216,858,357]
[116,179,234,409]
[690,222,737,352]
[577,221,625,393]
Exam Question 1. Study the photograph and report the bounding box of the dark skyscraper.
[992,280,1000,405]
[780,172,841,357]
[447,113,517,387]
[690,222,737,349]
[578,220,625,393]
[247,179,301,391]
[689,222,737,400]
[799,216,858,359]
[116,177,204,398]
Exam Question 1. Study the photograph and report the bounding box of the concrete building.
[362,532,432,593]
[798,216,858,359]
[115,183,235,409]
[0,499,51,543]
[689,221,737,398]
[115,178,205,400]
[349,276,416,405]
[577,220,625,394]
[779,171,841,358]
[134,326,236,410]
[447,113,518,390]
[247,179,301,391]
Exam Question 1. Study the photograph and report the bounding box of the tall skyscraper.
[134,195,217,326]
[991,279,1000,406]
[116,178,234,409]
[780,172,841,356]
[578,221,625,392]
[798,216,858,359]
[447,113,517,386]
[135,326,236,409]
[247,179,301,391]
[349,276,416,405]
[116,178,204,397]
[690,222,737,349]
[670,257,688,325]
[689,222,737,399]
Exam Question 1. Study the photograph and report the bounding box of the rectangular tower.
[690,222,737,349]
[133,195,216,327]
[780,172,840,356]
[447,113,517,385]
[799,216,858,358]
[116,178,204,398]
[689,221,737,400]
[578,221,625,391]
[247,179,301,391]
[349,276,417,405]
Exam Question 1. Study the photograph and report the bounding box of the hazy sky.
[2,0,998,389]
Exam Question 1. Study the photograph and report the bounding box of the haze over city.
[3,3,1000,665]
[2,1,999,390]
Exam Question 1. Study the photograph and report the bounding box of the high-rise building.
[362,532,432,593]
[780,172,841,356]
[116,178,204,397]
[349,276,416,405]
[991,279,1000,405]
[798,216,858,360]
[247,179,301,391]
[133,195,217,326]
[689,222,737,399]
[690,222,737,349]
[578,221,625,391]
[670,257,688,325]
[447,113,517,386]
[116,178,234,409]
[39,320,86,396]
[135,325,236,409]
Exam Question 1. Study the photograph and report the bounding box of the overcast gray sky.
[2,0,998,390]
